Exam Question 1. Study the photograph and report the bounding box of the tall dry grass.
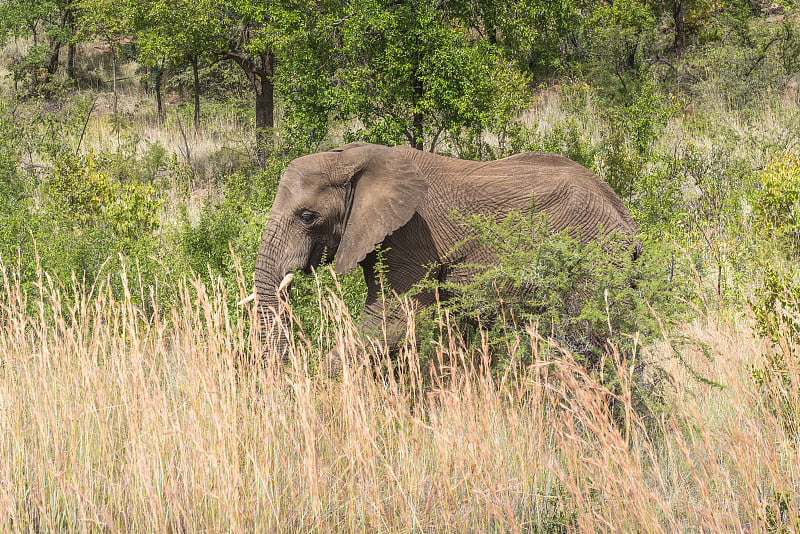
[0,260,799,532]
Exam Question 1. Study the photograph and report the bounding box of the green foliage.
[688,7,800,107]
[524,118,599,170]
[664,142,754,298]
[0,0,77,94]
[178,153,287,299]
[420,210,689,364]
[753,152,800,256]
[44,149,164,247]
[0,103,22,188]
[45,152,115,224]
[38,151,164,281]
[106,183,162,253]
[578,0,660,100]
[752,269,800,348]
[99,134,170,184]
[0,104,30,270]
[287,265,368,354]
[597,77,676,200]
[6,44,49,91]
[127,0,220,67]
[409,209,693,420]
[180,195,244,281]
[335,0,532,150]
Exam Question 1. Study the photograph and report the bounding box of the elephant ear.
[334,144,429,275]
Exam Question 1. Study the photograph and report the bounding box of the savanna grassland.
[2,0,800,531]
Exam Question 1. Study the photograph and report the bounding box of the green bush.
[27,151,168,310]
[669,143,754,298]
[180,196,244,281]
[106,182,162,253]
[524,119,599,171]
[689,10,800,108]
[45,152,115,225]
[0,100,29,268]
[753,152,800,256]
[179,164,283,302]
[434,211,687,362]
[406,209,695,420]
[45,152,162,245]
[597,78,675,202]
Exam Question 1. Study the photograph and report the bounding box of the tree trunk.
[191,55,201,131]
[673,0,685,55]
[67,42,76,78]
[154,66,165,123]
[46,39,62,77]
[411,112,424,150]
[111,43,117,117]
[66,7,76,79]
[226,46,276,165]
[253,50,276,164]
[40,38,62,98]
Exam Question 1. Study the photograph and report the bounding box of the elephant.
[244,142,639,373]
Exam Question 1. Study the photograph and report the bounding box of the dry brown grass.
[1,260,798,533]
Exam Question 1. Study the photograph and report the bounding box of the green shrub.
[45,152,115,225]
[286,264,367,356]
[404,209,695,421]
[524,119,599,171]
[597,79,675,202]
[432,211,687,363]
[106,182,162,253]
[179,165,283,302]
[6,45,69,96]
[0,100,30,268]
[45,152,162,245]
[27,151,169,310]
[689,10,800,109]
[672,143,754,298]
[180,196,244,281]
[752,269,800,347]
[753,152,800,256]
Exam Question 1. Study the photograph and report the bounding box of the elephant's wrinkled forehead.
[284,153,338,187]
[274,153,337,209]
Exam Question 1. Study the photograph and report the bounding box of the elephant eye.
[299,210,320,224]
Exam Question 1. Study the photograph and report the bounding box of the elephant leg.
[321,250,439,376]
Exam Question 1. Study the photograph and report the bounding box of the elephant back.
[410,149,638,243]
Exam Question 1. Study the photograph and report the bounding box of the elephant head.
[252,143,429,361]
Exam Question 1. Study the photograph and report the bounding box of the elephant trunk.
[253,217,295,363]
[254,269,292,363]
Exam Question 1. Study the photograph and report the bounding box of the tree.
[447,0,578,73]
[218,0,278,158]
[663,0,722,54]
[128,0,221,128]
[129,0,329,160]
[580,0,657,98]
[333,0,542,152]
[0,0,77,94]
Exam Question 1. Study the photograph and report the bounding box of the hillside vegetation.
[1,0,800,531]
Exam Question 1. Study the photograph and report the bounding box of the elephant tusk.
[278,272,295,293]
[237,293,256,306]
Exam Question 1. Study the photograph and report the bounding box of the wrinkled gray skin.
[254,142,638,373]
